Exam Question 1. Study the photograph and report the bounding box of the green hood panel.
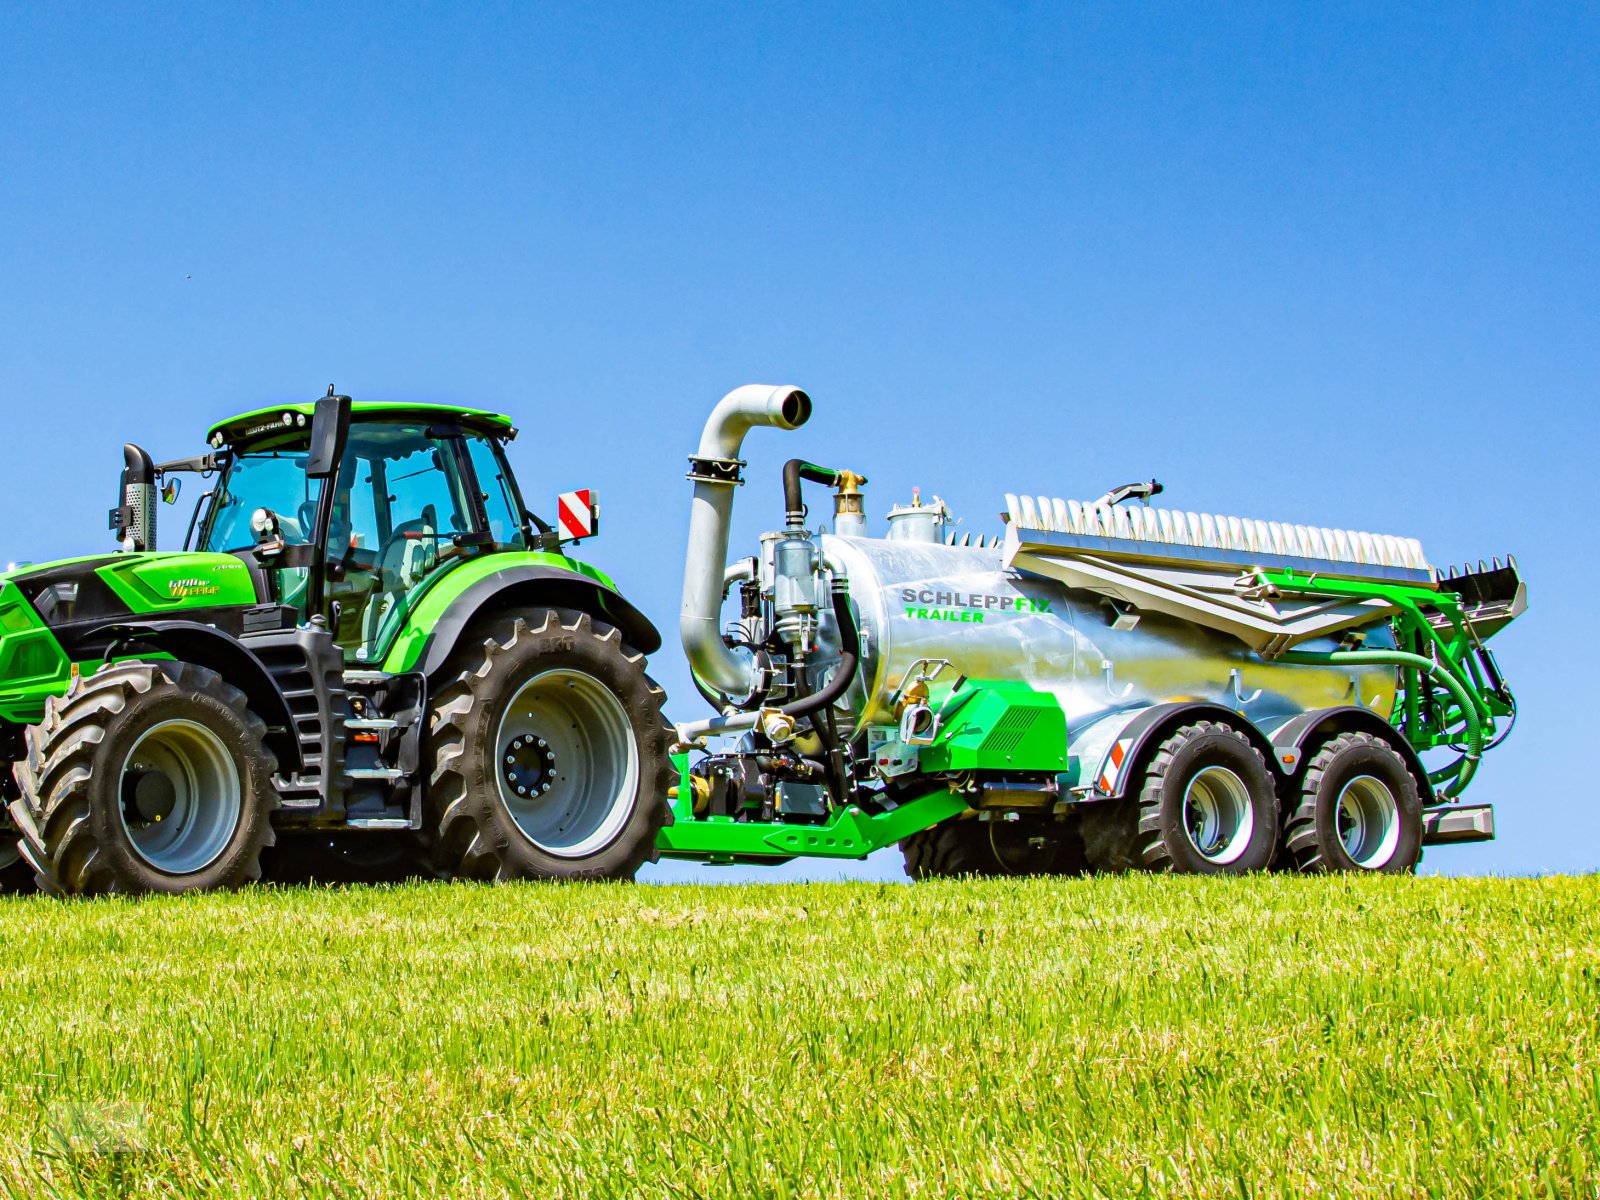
[94,553,258,613]
[3,552,256,610]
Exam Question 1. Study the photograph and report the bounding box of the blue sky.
[1,3,1594,878]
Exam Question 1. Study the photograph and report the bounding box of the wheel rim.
[494,669,640,858]
[1335,774,1401,868]
[118,719,243,875]
[1181,765,1256,865]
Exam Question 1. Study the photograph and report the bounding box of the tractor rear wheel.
[902,816,1088,879]
[1283,731,1423,873]
[1131,721,1279,874]
[13,662,278,895]
[425,609,672,882]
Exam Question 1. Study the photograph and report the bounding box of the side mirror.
[557,489,599,542]
[161,477,182,505]
[307,388,353,480]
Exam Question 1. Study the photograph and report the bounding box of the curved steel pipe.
[681,385,812,699]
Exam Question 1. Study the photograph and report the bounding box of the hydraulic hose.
[1279,647,1485,797]
[782,460,841,527]
[780,581,859,720]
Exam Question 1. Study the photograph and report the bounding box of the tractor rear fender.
[1261,706,1437,805]
[1077,701,1281,800]
[77,620,302,774]
[390,566,663,681]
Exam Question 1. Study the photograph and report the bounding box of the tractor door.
[323,422,486,662]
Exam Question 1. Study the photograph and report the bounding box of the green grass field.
[0,874,1594,1198]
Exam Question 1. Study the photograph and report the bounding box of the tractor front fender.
[77,620,302,774]
[387,565,662,680]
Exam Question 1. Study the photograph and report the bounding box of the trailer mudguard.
[1263,705,1437,805]
[384,557,662,679]
[1077,701,1281,800]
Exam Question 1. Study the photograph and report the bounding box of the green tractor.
[0,391,672,895]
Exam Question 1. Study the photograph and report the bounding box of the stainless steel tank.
[817,534,1399,737]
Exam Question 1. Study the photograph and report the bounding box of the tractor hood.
[1,553,258,630]
[0,552,260,726]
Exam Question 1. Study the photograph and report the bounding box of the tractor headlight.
[250,508,279,540]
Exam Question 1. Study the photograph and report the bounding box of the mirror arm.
[156,452,225,475]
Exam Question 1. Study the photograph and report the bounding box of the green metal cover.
[917,681,1069,773]
[208,401,514,447]
[379,550,623,673]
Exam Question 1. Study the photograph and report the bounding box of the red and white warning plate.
[557,489,598,541]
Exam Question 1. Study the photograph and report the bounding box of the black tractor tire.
[425,609,672,882]
[0,840,34,894]
[1283,731,1424,873]
[1132,720,1279,874]
[0,768,36,894]
[12,662,278,896]
[261,832,443,887]
[902,815,1089,879]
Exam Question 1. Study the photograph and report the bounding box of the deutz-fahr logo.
[168,577,222,599]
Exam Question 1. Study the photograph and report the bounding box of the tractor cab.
[191,394,547,662]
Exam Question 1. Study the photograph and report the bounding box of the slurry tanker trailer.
[663,385,1524,877]
[0,383,1523,894]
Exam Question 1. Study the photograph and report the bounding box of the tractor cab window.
[464,435,530,550]
[327,423,483,660]
[200,452,324,553]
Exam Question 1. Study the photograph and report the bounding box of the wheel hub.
[1181,765,1256,866]
[501,734,557,800]
[123,769,178,826]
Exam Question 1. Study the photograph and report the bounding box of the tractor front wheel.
[13,662,278,895]
[425,609,672,882]
[0,839,33,894]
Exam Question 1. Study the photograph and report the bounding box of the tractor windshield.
[200,451,324,553]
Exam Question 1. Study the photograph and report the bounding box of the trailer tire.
[901,816,1087,880]
[1284,731,1423,873]
[426,609,672,882]
[1134,721,1278,874]
[14,662,278,896]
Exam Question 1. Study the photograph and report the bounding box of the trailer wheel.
[1284,731,1423,873]
[13,662,278,896]
[426,609,672,882]
[901,816,1088,880]
[1133,721,1279,874]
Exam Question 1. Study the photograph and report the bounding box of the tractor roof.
[208,401,515,449]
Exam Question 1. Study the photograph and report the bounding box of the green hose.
[1279,648,1484,798]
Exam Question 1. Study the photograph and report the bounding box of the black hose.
[782,460,842,526]
[779,582,859,720]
